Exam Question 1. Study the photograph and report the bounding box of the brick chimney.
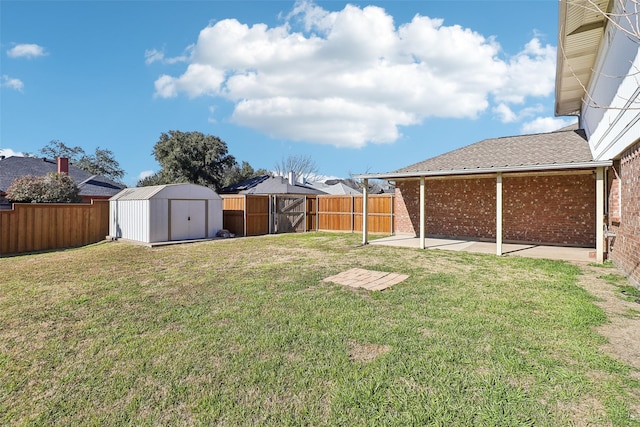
[57,157,69,175]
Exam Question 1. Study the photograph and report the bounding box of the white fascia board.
[353,161,613,180]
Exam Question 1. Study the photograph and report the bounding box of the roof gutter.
[354,160,613,180]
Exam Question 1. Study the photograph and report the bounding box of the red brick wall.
[611,141,640,287]
[608,162,621,224]
[503,175,595,246]
[425,178,496,239]
[394,173,596,246]
[394,181,419,235]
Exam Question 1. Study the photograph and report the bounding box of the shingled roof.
[356,126,611,180]
[0,156,125,197]
[219,175,326,195]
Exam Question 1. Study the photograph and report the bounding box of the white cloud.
[492,38,556,104]
[145,49,165,65]
[1,75,24,91]
[521,116,577,134]
[144,47,190,65]
[494,103,545,123]
[493,103,517,123]
[137,170,155,181]
[7,43,47,58]
[152,2,557,147]
[0,148,24,157]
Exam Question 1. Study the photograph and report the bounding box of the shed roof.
[355,126,611,180]
[110,183,220,201]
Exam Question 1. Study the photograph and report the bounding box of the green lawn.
[1,233,638,426]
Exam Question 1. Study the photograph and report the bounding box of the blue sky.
[1,0,575,186]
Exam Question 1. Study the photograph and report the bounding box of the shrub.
[6,173,81,203]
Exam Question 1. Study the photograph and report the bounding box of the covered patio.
[370,235,595,263]
[355,126,612,263]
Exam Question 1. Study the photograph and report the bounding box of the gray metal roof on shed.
[355,126,612,180]
[110,183,220,201]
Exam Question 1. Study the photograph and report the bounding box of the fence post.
[390,193,394,235]
[350,195,354,233]
[362,180,369,245]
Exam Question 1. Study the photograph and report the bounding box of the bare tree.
[273,155,319,181]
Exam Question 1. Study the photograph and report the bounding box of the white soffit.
[556,0,610,116]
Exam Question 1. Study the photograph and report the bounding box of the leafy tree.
[39,140,124,182]
[273,155,319,181]
[6,173,81,203]
[221,161,270,188]
[137,170,187,187]
[141,130,236,190]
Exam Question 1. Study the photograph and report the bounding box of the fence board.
[318,194,393,234]
[0,200,109,255]
[245,195,269,236]
[222,195,246,236]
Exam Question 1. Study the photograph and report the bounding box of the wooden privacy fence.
[221,194,393,236]
[317,194,393,234]
[0,200,109,255]
[221,195,270,237]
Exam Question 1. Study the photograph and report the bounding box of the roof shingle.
[395,128,594,174]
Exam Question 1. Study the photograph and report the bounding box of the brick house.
[356,0,640,286]
[556,0,640,285]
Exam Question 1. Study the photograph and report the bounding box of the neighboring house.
[219,173,326,195]
[305,179,361,195]
[556,0,640,285]
[0,156,126,208]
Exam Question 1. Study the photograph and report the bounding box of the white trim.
[362,179,369,245]
[419,176,425,250]
[354,161,612,180]
[596,167,605,263]
[496,173,503,256]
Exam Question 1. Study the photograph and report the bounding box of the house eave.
[555,0,611,116]
[354,160,613,180]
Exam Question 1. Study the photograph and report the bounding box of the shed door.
[170,200,207,241]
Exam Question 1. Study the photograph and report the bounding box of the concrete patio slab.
[369,235,595,263]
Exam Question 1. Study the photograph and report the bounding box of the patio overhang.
[353,160,613,181]
[358,161,612,263]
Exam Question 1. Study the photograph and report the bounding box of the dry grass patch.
[347,340,391,363]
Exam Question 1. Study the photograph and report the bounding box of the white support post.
[496,173,503,256]
[419,176,425,250]
[362,179,369,245]
[596,167,605,263]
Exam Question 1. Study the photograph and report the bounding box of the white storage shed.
[109,184,223,244]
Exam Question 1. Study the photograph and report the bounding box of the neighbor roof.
[555,0,611,116]
[0,156,125,197]
[355,127,612,180]
[219,175,326,195]
[305,180,361,195]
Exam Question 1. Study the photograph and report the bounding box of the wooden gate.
[273,195,306,233]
